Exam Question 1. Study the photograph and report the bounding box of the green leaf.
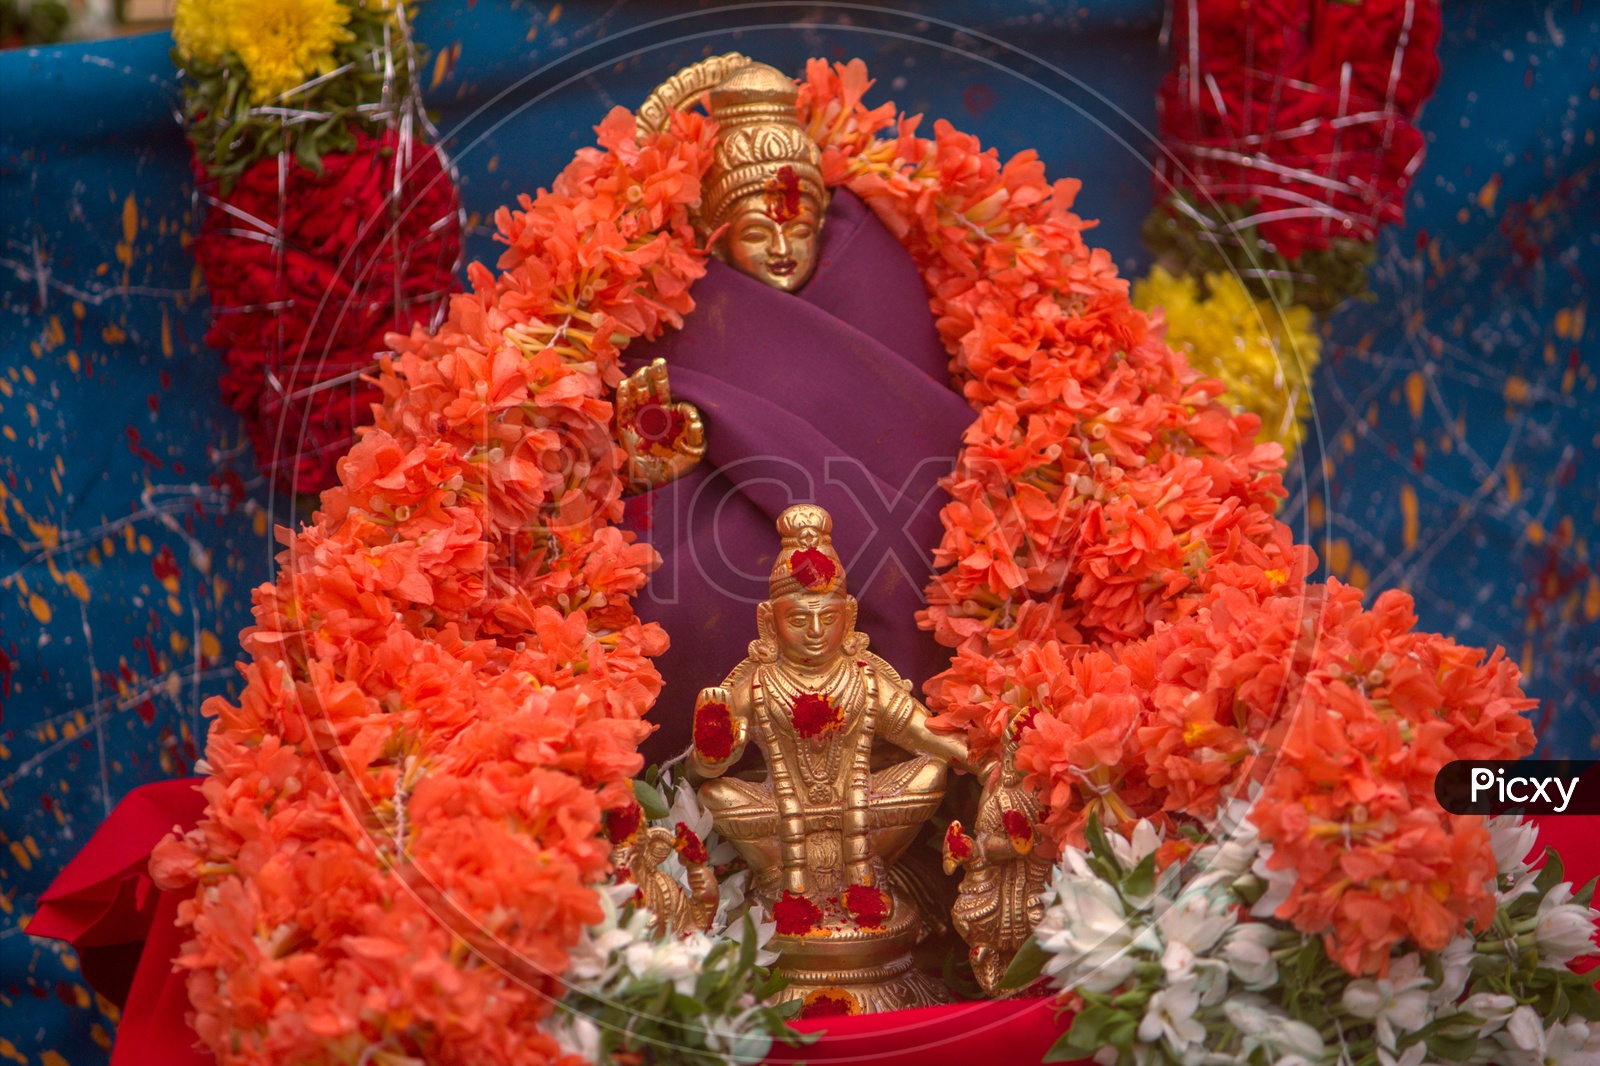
[1123,852,1156,901]
[1062,1003,1115,1050]
[1533,847,1566,898]
[1565,974,1600,1020]
[1085,811,1118,872]
[634,777,671,820]
[1046,1029,1097,1063]
[1426,1031,1480,1062]
[998,935,1050,991]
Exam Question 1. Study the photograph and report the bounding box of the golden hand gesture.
[617,358,705,492]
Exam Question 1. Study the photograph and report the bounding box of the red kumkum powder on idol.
[800,988,860,1019]
[763,164,803,223]
[1002,809,1035,854]
[945,820,973,861]
[673,822,708,865]
[843,884,891,929]
[694,700,735,763]
[790,692,842,738]
[605,800,642,847]
[787,547,836,591]
[773,890,824,936]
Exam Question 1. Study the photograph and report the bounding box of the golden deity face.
[721,192,821,293]
[770,591,852,668]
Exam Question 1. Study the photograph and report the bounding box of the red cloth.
[776,997,1073,1064]
[28,777,210,1065]
[29,781,1600,1065]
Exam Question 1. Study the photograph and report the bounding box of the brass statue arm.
[870,662,971,769]
[688,680,751,778]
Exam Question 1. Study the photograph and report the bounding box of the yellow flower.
[232,0,356,104]
[172,0,237,65]
[1134,266,1322,458]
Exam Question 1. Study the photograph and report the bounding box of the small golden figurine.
[943,715,1052,997]
[638,53,829,293]
[688,504,970,1013]
[628,825,720,937]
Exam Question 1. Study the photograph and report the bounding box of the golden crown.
[637,54,828,233]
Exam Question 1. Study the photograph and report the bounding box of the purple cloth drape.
[622,189,975,761]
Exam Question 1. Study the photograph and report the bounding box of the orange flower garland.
[794,59,1536,977]
[152,107,717,1063]
[153,55,1543,1064]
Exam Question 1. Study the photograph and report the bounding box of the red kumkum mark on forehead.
[764,165,803,224]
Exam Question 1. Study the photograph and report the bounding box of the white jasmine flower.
[666,775,737,866]
[1224,995,1326,1062]
[1156,887,1234,957]
[1454,992,1517,1038]
[1249,844,1297,921]
[1341,954,1432,1050]
[1486,815,1541,878]
[1540,1018,1600,1066]
[1158,940,1229,1006]
[1534,883,1600,968]
[1219,921,1279,988]
[1112,819,1165,870]
[1138,983,1206,1055]
[704,1005,776,1065]
[1430,934,1476,1006]
[1035,865,1155,993]
[1376,1043,1430,1066]
[547,1011,602,1062]
[1489,1004,1547,1066]
[1193,800,1261,882]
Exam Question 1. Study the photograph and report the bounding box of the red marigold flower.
[843,883,891,929]
[790,692,843,738]
[694,699,736,763]
[774,890,825,936]
[673,821,708,865]
[788,547,838,592]
[800,987,860,1019]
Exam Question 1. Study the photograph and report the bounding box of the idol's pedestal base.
[771,898,953,1016]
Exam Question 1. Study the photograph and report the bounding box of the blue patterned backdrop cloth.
[1,1,1596,1061]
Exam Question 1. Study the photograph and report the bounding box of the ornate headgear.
[637,53,829,233]
[769,504,847,600]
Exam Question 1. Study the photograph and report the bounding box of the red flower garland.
[1154,0,1442,260]
[193,129,461,495]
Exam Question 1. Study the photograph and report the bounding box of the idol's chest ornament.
[684,504,1045,1013]
[618,54,831,493]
